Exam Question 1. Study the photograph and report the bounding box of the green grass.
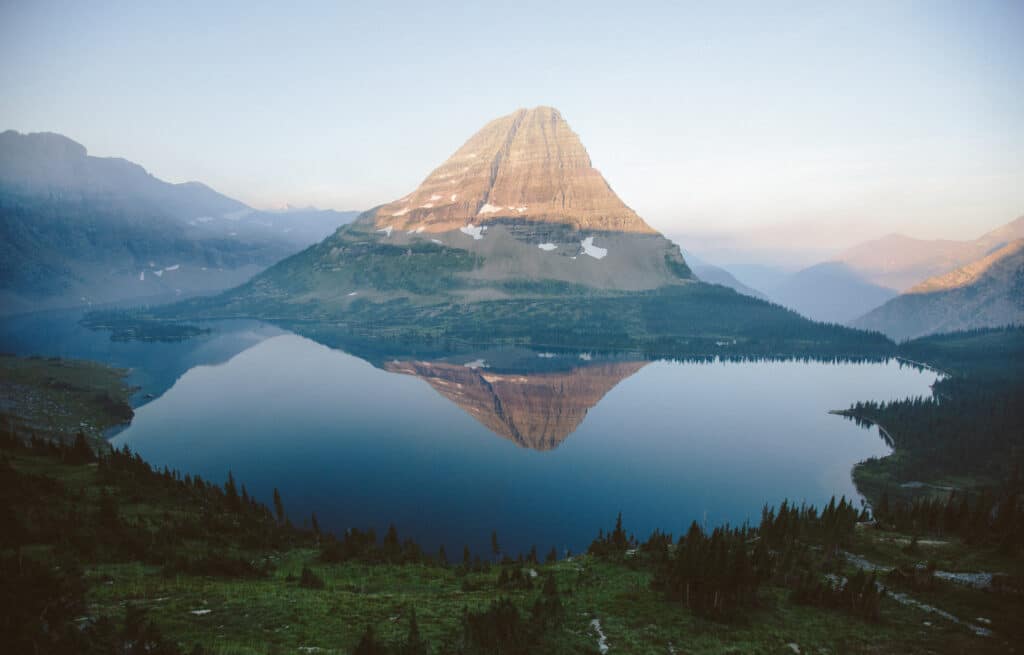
[0,353,134,445]
[78,548,1013,654]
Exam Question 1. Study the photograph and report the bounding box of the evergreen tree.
[400,608,428,655]
[97,489,120,531]
[490,530,500,560]
[272,487,285,524]
[352,624,387,655]
[224,471,241,512]
[383,524,400,562]
[876,489,890,520]
[299,565,324,589]
[612,512,628,550]
[69,432,94,464]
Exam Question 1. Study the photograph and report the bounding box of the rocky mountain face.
[763,215,1024,324]
[853,239,1024,339]
[371,107,655,235]
[0,130,356,314]
[221,107,693,315]
[384,359,646,450]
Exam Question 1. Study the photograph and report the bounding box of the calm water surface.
[2,313,937,557]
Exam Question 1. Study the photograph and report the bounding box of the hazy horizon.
[2,1,1022,254]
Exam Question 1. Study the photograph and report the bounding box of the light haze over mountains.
[0,130,356,314]
[2,3,1021,247]
[758,216,1024,327]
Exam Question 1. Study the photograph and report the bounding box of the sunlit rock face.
[371,106,656,235]
[384,359,648,450]
[906,239,1024,295]
[854,238,1024,339]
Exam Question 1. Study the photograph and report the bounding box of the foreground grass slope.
[0,353,134,445]
[3,439,1019,654]
[3,350,1023,653]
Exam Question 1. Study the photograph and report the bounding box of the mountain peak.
[908,238,1024,295]
[854,237,1024,339]
[0,129,88,163]
[370,106,657,235]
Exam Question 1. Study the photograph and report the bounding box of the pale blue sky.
[2,1,1022,255]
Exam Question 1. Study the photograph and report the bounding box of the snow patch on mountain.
[460,224,485,240]
[581,236,607,259]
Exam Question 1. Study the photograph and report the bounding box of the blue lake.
[1,313,937,558]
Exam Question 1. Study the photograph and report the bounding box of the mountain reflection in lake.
[384,358,647,451]
[97,329,937,558]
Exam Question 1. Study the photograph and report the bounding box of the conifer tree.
[70,432,94,463]
[401,608,428,655]
[490,530,500,560]
[352,625,386,655]
[876,489,890,520]
[224,471,241,512]
[272,487,285,524]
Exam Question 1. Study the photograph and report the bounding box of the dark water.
[1,312,937,558]
[0,309,282,408]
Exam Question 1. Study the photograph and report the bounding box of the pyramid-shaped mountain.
[215,106,693,314]
[372,106,656,235]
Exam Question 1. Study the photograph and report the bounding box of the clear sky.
[2,1,1022,258]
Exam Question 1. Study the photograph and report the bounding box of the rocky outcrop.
[907,239,1024,295]
[371,107,656,235]
[853,239,1024,339]
[384,359,647,450]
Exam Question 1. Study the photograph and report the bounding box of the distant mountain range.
[836,217,1024,291]
[0,130,357,314]
[764,216,1024,325]
[683,251,767,300]
[767,262,897,325]
[12,118,1012,346]
[853,239,1024,339]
